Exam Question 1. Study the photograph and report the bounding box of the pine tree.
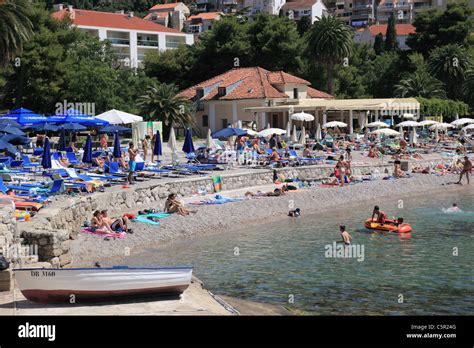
[167,12,173,29]
[374,33,384,55]
[384,15,398,51]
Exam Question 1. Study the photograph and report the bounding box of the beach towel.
[140,212,171,219]
[81,228,126,239]
[132,216,160,225]
[190,195,244,205]
[212,175,223,193]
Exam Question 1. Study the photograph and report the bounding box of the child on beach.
[340,225,352,245]
[288,208,301,217]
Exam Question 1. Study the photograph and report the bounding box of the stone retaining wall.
[18,159,441,266]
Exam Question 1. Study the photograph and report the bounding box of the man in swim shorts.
[128,142,138,185]
[372,205,387,223]
[340,225,352,245]
[457,156,472,185]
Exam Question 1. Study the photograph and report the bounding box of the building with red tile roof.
[52,5,193,68]
[354,24,416,50]
[178,67,332,133]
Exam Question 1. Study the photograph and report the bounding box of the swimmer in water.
[340,225,352,245]
[288,208,301,217]
[446,203,462,213]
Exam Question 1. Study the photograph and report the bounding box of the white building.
[144,2,191,31]
[52,5,194,68]
[354,23,416,50]
[185,12,223,36]
[281,0,328,24]
[243,0,287,15]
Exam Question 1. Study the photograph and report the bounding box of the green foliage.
[363,51,402,98]
[417,97,469,121]
[406,0,473,55]
[306,15,353,95]
[395,71,446,98]
[297,15,312,36]
[384,15,398,52]
[373,33,384,55]
[0,0,34,66]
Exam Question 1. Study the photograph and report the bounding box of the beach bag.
[0,254,10,271]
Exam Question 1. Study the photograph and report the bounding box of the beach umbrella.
[0,139,19,156]
[402,113,415,119]
[243,128,257,136]
[61,109,108,126]
[206,129,213,149]
[61,123,87,131]
[58,129,67,152]
[300,126,306,145]
[418,120,439,127]
[0,134,30,146]
[257,128,286,137]
[396,121,421,127]
[365,121,388,128]
[291,112,314,122]
[462,124,474,132]
[96,109,143,125]
[2,108,47,126]
[291,125,298,143]
[99,125,131,134]
[0,125,25,136]
[112,132,121,158]
[323,121,347,128]
[182,128,195,154]
[451,118,474,127]
[0,119,21,127]
[429,123,454,130]
[154,130,163,161]
[286,121,291,139]
[211,127,246,138]
[409,128,418,145]
[82,135,92,164]
[41,138,52,169]
[168,127,178,164]
[316,123,322,141]
[31,123,59,132]
[370,128,401,136]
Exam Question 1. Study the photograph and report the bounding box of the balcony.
[108,38,130,45]
[187,24,202,34]
[137,39,159,47]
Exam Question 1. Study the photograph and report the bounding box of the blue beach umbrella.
[31,123,59,132]
[0,134,30,146]
[99,125,131,134]
[211,127,246,138]
[41,138,52,169]
[113,132,121,158]
[58,129,67,151]
[153,130,162,161]
[0,125,25,136]
[82,135,92,164]
[0,118,21,127]
[0,139,19,156]
[3,108,47,126]
[60,123,87,131]
[62,109,109,126]
[182,128,195,154]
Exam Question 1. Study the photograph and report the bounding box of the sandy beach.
[70,171,472,266]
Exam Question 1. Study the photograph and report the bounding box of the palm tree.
[428,44,471,100]
[0,0,33,67]
[307,15,353,95]
[394,71,447,99]
[138,82,195,138]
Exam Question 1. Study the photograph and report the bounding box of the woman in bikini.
[91,210,114,234]
[164,194,196,216]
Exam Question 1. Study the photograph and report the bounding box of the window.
[293,88,299,99]
[165,36,186,49]
[222,118,228,129]
[202,115,209,127]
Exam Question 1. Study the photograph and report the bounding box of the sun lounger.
[66,152,79,165]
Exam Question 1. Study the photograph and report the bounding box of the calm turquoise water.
[126,191,474,315]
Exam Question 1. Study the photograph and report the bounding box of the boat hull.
[364,219,412,233]
[14,267,193,304]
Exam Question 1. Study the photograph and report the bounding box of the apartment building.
[354,23,416,49]
[52,5,193,68]
[184,12,223,36]
[144,2,191,31]
[281,0,328,24]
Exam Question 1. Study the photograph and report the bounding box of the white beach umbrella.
[410,128,418,145]
[96,109,143,124]
[402,113,415,119]
[291,125,298,143]
[206,128,213,149]
[243,128,257,136]
[418,120,439,127]
[286,121,291,139]
[257,128,286,137]
[429,123,454,130]
[300,126,306,145]
[396,121,421,127]
[323,121,348,128]
[316,123,322,141]
[451,118,474,127]
[366,121,389,128]
[462,124,474,132]
[168,127,178,164]
[370,128,400,136]
[291,112,314,122]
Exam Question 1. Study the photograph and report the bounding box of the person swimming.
[446,203,462,213]
[340,225,352,245]
[288,208,301,217]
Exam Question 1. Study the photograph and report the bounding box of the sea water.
[127,191,474,315]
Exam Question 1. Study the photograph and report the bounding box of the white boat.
[14,266,193,303]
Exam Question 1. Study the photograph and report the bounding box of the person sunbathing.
[252,140,265,155]
[269,148,281,162]
[411,153,423,160]
[412,166,431,174]
[303,145,313,158]
[0,189,33,201]
[101,210,132,233]
[245,188,285,198]
[164,193,196,216]
[393,157,405,177]
[59,157,71,168]
[94,156,105,168]
[368,146,380,158]
[91,210,114,234]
